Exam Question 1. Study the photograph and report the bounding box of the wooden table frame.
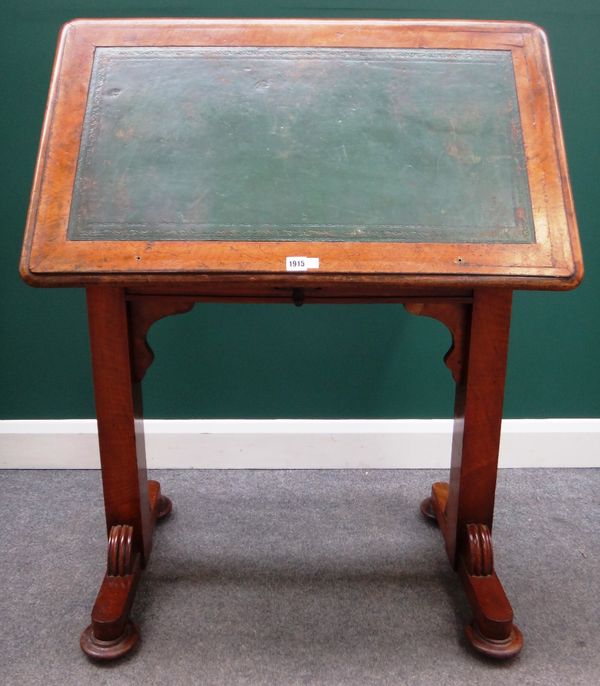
[79,282,519,660]
[20,19,583,662]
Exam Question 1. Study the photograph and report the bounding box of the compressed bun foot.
[465,621,523,659]
[156,495,173,520]
[420,497,437,522]
[80,621,140,660]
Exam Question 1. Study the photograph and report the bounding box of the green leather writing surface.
[68,47,534,243]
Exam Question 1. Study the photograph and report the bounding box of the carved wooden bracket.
[404,302,470,384]
[128,298,195,382]
[107,524,135,577]
[464,523,494,577]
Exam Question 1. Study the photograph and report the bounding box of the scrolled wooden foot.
[465,523,493,577]
[420,482,450,541]
[465,620,523,659]
[81,524,142,661]
[156,494,173,520]
[148,479,173,521]
[420,496,437,522]
[459,522,523,659]
[107,524,134,577]
[80,620,139,660]
[423,483,523,659]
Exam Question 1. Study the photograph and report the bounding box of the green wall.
[1,1,598,419]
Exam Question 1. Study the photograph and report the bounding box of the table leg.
[80,286,172,660]
[412,289,522,658]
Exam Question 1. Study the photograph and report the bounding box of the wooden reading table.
[20,19,583,661]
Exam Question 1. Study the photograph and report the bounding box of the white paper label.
[286,256,320,272]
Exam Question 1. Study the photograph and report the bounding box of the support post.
[415,289,522,658]
[81,287,173,659]
[445,288,512,565]
[86,286,152,561]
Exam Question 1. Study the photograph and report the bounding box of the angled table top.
[21,19,582,290]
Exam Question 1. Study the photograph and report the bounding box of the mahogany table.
[20,19,583,661]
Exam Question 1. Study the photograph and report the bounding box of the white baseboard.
[0,418,598,469]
